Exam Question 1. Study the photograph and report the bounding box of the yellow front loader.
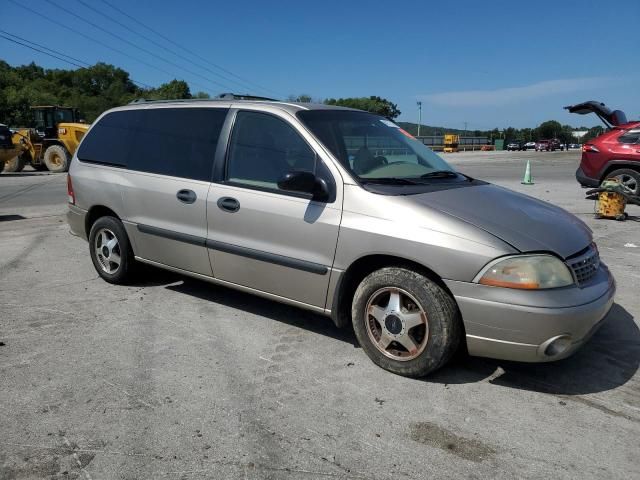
[0,125,36,173]
[2,106,89,173]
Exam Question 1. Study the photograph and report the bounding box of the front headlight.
[475,254,574,290]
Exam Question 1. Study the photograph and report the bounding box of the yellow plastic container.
[597,190,626,220]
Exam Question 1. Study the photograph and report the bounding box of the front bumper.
[576,166,600,188]
[67,204,88,241]
[444,265,616,362]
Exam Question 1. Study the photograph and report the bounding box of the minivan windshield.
[297,110,461,184]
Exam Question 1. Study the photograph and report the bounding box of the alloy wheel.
[94,228,121,274]
[613,173,639,194]
[365,287,429,361]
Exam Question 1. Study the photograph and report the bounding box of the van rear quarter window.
[77,111,135,167]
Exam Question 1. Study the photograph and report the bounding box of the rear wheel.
[43,145,70,172]
[607,168,640,196]
[89,216,137,284]
[2,156,26,172]
[352,267,461,378]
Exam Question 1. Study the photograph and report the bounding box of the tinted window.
[226,111,316,190]
[77,111,136,167]
[619,129,640,144]
[128,108,227,181]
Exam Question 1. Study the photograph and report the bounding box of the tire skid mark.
[0,231,46,274]
[0,175,62,203]
[0,442,147,458]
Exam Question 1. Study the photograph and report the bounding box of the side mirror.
[278,170,329,201]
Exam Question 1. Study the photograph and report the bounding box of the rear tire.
[606,168,640,196]
[351,267,461,378]
[43,145,70,172]
[3,156,26,172]
[89,216,137,284]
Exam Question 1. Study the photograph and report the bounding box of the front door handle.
[176,189,197,204]
[217,196,240,212]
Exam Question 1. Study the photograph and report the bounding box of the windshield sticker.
[380,119,399,128]
[398,128,416,139]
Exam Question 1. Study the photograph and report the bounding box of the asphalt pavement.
[1,150,639,479]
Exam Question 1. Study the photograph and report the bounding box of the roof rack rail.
[217,93,278,101]
[128,94,279,105]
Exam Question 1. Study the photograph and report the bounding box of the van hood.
[406,184,591,258]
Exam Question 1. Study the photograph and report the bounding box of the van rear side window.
[128,108,227,181]
[77,111,134,168]
[78,107,228,181]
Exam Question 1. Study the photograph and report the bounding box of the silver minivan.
[67,99,615,377]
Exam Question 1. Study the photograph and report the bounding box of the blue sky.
[3,0,639,129]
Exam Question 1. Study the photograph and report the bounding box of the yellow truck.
[443,134,459,153]
[1,106,89,173]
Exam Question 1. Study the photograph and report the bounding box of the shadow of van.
[142,267,638,398]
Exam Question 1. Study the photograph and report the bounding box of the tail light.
[67,174,75,205]
[582,144,599,153]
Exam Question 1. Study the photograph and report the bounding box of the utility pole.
[463,122,467,151]
[417,101,422,137]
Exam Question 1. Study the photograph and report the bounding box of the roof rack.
[128,93,279,105]
[216,93,278,101]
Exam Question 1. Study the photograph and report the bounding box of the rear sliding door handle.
[217,196,240,212]
[176,189,197,204]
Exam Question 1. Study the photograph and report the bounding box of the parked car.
[506,141,523,151]
[523,141,536,150]
[536,139,563,151]
[535,140,550,151]
[67,99,615,377]
[566,101,640,195]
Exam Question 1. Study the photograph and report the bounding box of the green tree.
[581,126,605,143]
[287,94,313,103]
[557,124,576,145]
[323,96,401,119]
[0,60,143,125]
[146,79,191,100]
[537,120,563,139]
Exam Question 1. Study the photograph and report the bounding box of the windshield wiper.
[419,170,460,179]
[360,177,422,185]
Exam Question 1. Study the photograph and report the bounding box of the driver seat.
[353,147,384,175]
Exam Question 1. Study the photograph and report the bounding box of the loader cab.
[32,106,80,139]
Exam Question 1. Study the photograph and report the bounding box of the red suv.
[566,101,640,195]
[535,139,563,151]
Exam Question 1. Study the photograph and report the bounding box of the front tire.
[89,216,136,284]
[43,145,70,172]
[3,156,26,172]
[352,267,461,378]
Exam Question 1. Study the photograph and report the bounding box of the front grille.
[566,245,600,286]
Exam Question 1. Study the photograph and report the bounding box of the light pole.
[417,101,422,137]
[463,121,467,151]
